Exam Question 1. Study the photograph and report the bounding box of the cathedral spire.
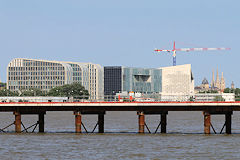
[231,81,235,89]
[211,70,215,88]
[220,72,225,91]
[215,68,221,89]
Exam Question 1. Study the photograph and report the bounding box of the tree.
[224,88,240,100]
[235,88,240,97]
[199,90,218,93]
[0,82,6,89]
[214,96,225,101]
[0,89,18,96]
[189,96,194,101]
[48,83,89,99]
[20,88,44,96]
[224,88,234,93]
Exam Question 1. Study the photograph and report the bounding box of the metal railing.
[0,93,237,102]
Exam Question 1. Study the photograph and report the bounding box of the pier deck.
[0,101,239,134]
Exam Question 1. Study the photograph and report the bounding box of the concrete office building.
[79,63,104,100]
[7,58,103,100]
[64,62,104,99]
[160,64,194,94]
[104,64,194,101]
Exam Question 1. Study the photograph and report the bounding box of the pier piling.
[204,112,211,134]
[38,113,45,133]
[98,113,104,133]
[74,111,82,133]
[161,113,167,133]
[14,111,21,133]
[138,111,145,133]
[225,112,232,134]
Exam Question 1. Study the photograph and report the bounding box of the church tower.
[215,68,221,89]
[211,70,215,89]
[220,72,225,91]
[231,81,235,89]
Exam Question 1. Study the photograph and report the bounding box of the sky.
[0,0,239,87]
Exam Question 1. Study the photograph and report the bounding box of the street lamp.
[56,89,59,96]
[112,91,115,102]
[80,90,83,99]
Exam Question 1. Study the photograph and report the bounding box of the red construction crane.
[154,41,231,66]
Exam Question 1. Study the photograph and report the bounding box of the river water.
[0,111,240,159]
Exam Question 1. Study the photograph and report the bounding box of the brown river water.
[0,111,240,159]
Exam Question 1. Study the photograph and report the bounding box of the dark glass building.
[104,66,122,96]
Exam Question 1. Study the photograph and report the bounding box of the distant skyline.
[0,0,238,87]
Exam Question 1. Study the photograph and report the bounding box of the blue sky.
[0,0,238,87]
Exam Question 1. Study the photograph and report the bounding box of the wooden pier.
[0,101,239,134]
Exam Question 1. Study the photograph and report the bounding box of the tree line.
[224,88,240,101]
[0,83,89,98]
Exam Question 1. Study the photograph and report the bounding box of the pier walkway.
[0,101,240,134]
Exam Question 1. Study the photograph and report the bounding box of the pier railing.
[0,93,236,102]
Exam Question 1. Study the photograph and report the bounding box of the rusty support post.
[38,113,45,133]
[14,111,21,133]
[161,113,167,133]
[98,114,104,133]
[74,111,82,133]
[225,112,232,134]
[204,112,211,134]
[137,111,145,133]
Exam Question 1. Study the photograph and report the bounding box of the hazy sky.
[0,0,238,86]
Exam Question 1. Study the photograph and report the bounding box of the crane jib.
[154,41,230,66]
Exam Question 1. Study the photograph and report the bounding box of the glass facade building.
[7,58,103,99]
[104,64,194,99]
[104,66,122,96]
[122,67,162,94]
[104,66,162,96]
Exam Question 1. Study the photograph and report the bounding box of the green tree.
[199,90,218,93]
[20,88,44,96]
[48,83,89,99]
[0,89,18,96]
[224,88,234,93]
[214,96,225,101]
[189,96,194,101]
[224,88,240,101]
[234,88,240,97]
[0,82,6,89]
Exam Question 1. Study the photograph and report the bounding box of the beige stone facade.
[7,58,104,99]
[159,64,194,96]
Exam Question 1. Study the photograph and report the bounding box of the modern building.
[104,66,162,96]
[7,58,103,100]
[159,64,194,96]
[81,63,104,100]
[63,62,104,100]
[195,93,235,102]
[104,64,194,101]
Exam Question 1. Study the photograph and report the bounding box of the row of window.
[8,67,65,71]
[23,61,62,67]
[8,84,63,90]
[8,71,65,76]
[9,81,65,85]
[9,76,65,81]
